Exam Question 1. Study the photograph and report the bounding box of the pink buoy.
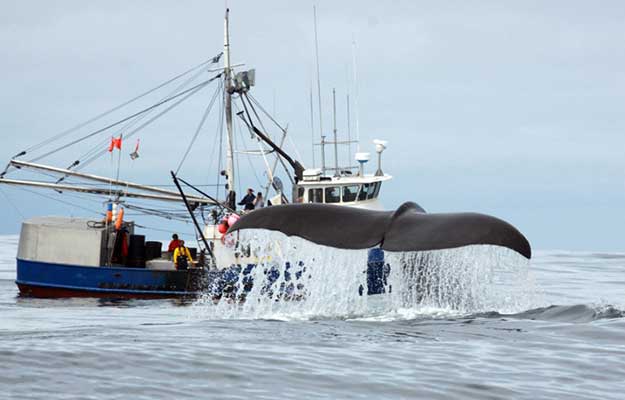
[217,223,228,234]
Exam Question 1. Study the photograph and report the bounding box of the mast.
[309,84,315,167]
[346,93,351,164]
[313,6,324,174]
[332,88,339,176]
[224,8,236,210]
[320,135,326,175]
[352,38,361,152]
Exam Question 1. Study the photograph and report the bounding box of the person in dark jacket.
[238,188,256,211]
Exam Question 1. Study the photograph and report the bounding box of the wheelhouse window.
[325,187,340,203]
[297,187,305,202]
[308,188,323,203]
[373,182,382,198]
[358,183,370,201]
[368,182,380,199]
[342,185,359,202]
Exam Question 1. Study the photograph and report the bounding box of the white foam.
[193,231,541,321]
[381,246,541,315]
[194,230,369,320]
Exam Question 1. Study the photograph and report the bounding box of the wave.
[507,304,625,323]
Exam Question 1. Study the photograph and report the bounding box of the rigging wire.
[24,57,220,155]
[238,98,279,195]
[52,191,110,206]
[175,83,222,174]
[243,95,295,185]
[233,104,242,196]
[123,204,191,222]
[116,67,209,137]
[23,182,197,222]
[29,75,221,164]
[46,182,220,188]
[21,169,64,181]
[192,93,223,204]
[0,187,25,219]
[15,187,104,216]
[72,137,114,170]
[66,75,220,174]
[75,64,213,175]
[248,94,304,162]
[175,176,229,213]
[8,177,197,223]
[2,58,232,227]
[233,102,263,188]
[68,61,204,178]
[201,81,223,198]
[133,223,195,239]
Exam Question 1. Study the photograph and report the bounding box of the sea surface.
[1,234,624,399]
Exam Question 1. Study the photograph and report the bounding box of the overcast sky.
[1,1,624,251]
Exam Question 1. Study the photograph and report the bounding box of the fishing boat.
[1,9,531,300]
[0,9,396,299]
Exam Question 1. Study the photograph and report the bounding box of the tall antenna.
[313,5,324,171]
[345,61,352,168]
[309,83,315,167]
[346,93,351,164]
[332,88,339,177]
[351,37,361,152]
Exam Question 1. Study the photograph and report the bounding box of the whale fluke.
[228,202,531,259]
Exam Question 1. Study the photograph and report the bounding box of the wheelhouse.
[294,174,391,206]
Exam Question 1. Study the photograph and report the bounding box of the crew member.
[168,233,181,252]
[253,192,265,209]
[173,240,193,270]
[238,188,256,211]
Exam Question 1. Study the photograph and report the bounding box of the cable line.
[248,94,303,162]
[60,66,211,180]
[115,66,209,143]
[71,78,215,175]
[176,83,222,173]
[29,75,221,163]
[0,187,25,219]
[24,57,220,154]
[16,187,104,216]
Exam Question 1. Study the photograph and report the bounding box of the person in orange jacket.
[168,234,181,252]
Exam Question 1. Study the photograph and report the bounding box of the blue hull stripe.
[15,279,198,296]
[16,258,212,296]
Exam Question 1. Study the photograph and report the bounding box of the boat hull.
[16,258,218,299]
[15,248,389,299]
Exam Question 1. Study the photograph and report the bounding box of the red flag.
[108,136,122,152]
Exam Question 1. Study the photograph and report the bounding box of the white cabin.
[295,169,392,211]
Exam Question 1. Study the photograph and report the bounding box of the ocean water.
[1,233,624,399]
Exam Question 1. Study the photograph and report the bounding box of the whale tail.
[228,202,531,259]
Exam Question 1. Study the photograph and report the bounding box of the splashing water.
[194,230,370,320]
[381,246,541,316]
[193,230,541,320]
